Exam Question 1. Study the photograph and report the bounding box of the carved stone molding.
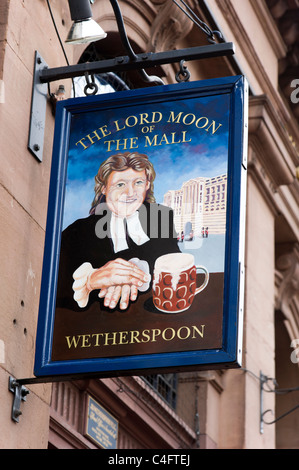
[265,0,299,122]
[249,95,297,189]
[148,0,195,52]
[275,243,299,339]
[216,0,299,137]
[0,1,9,81]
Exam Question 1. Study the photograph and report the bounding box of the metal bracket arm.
[28,42,235,162]
[39,42,235,83]
[260,371,299,433]
[9,377,30,423]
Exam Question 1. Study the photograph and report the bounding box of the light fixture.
[66,0,107,45]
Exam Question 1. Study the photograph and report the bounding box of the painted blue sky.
[62,91,230,229]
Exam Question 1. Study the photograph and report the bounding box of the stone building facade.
[0,0,299,449]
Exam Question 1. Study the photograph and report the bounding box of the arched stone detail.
[91,0,195,53]
[88,0,158,54]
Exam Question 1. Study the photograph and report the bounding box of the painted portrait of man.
[55,151,181,313]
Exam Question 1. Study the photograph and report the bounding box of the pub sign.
[34,75,248,378]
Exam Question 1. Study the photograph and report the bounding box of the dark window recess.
[143,374,177,409]
[78,43,132,91]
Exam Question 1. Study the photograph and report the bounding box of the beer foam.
[154,253,194,273]
[170,272,181,291]
[153,253,194,292]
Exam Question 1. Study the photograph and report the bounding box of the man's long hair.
[90,152,156,214]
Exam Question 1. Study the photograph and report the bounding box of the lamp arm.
[109,0,165,85]
[109,0,136,61]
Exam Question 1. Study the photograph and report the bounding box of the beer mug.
[152,253,209,313]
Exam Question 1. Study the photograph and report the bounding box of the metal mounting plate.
[28,51,48,162]
[9,377,29,423]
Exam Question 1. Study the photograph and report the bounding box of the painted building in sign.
[164,174,227,236]
[0,0,299,450]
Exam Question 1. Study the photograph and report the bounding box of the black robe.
[55,202,180,311]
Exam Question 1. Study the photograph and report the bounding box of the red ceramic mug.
[152,253,209,313]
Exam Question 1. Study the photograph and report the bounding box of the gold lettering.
[64,325,205,349]
[75,138,88,150]
[104,137,139,152]
[182,131,191,143]
[162,328,175,341]
[115,138,129,151]
[159,134,170,145]
[205,121,222,135]
[144,134,158,147]
[86,126,111,145]
[141,330,151,343]
[75,109,222,155]
[125,115,138,128]
[151,111,163,123]
[170,133,181,144]
[183,113,196,125]
[92,333,104,346]
[192,325,205,338]
[86,130,101,145]
[139,113,150,125]
[144,132,191,147]
[167,111,183,123]
[114,120,126,132]
[151,329,161,342]
[177,326,191,340]
[65,335,81,349]
[81,334,91,347]
[195,117,209,129]
[104,140,115,151]
[103,332,118,346]
[129,137,139,148]
[99,125,111,138]
[119,331,129,345]
[129,330,141,344]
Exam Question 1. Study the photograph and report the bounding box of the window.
[143,374,177,409]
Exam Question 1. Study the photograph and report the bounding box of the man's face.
[102,168,150,218]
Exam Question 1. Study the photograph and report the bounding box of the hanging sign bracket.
[28,42,235,162]
[8,377,30,423]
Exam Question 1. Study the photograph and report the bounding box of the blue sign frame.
[34,76,248,379]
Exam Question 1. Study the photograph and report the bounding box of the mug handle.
[195,266,209,295]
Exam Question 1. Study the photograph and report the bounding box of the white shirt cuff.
[72,262,95,308]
